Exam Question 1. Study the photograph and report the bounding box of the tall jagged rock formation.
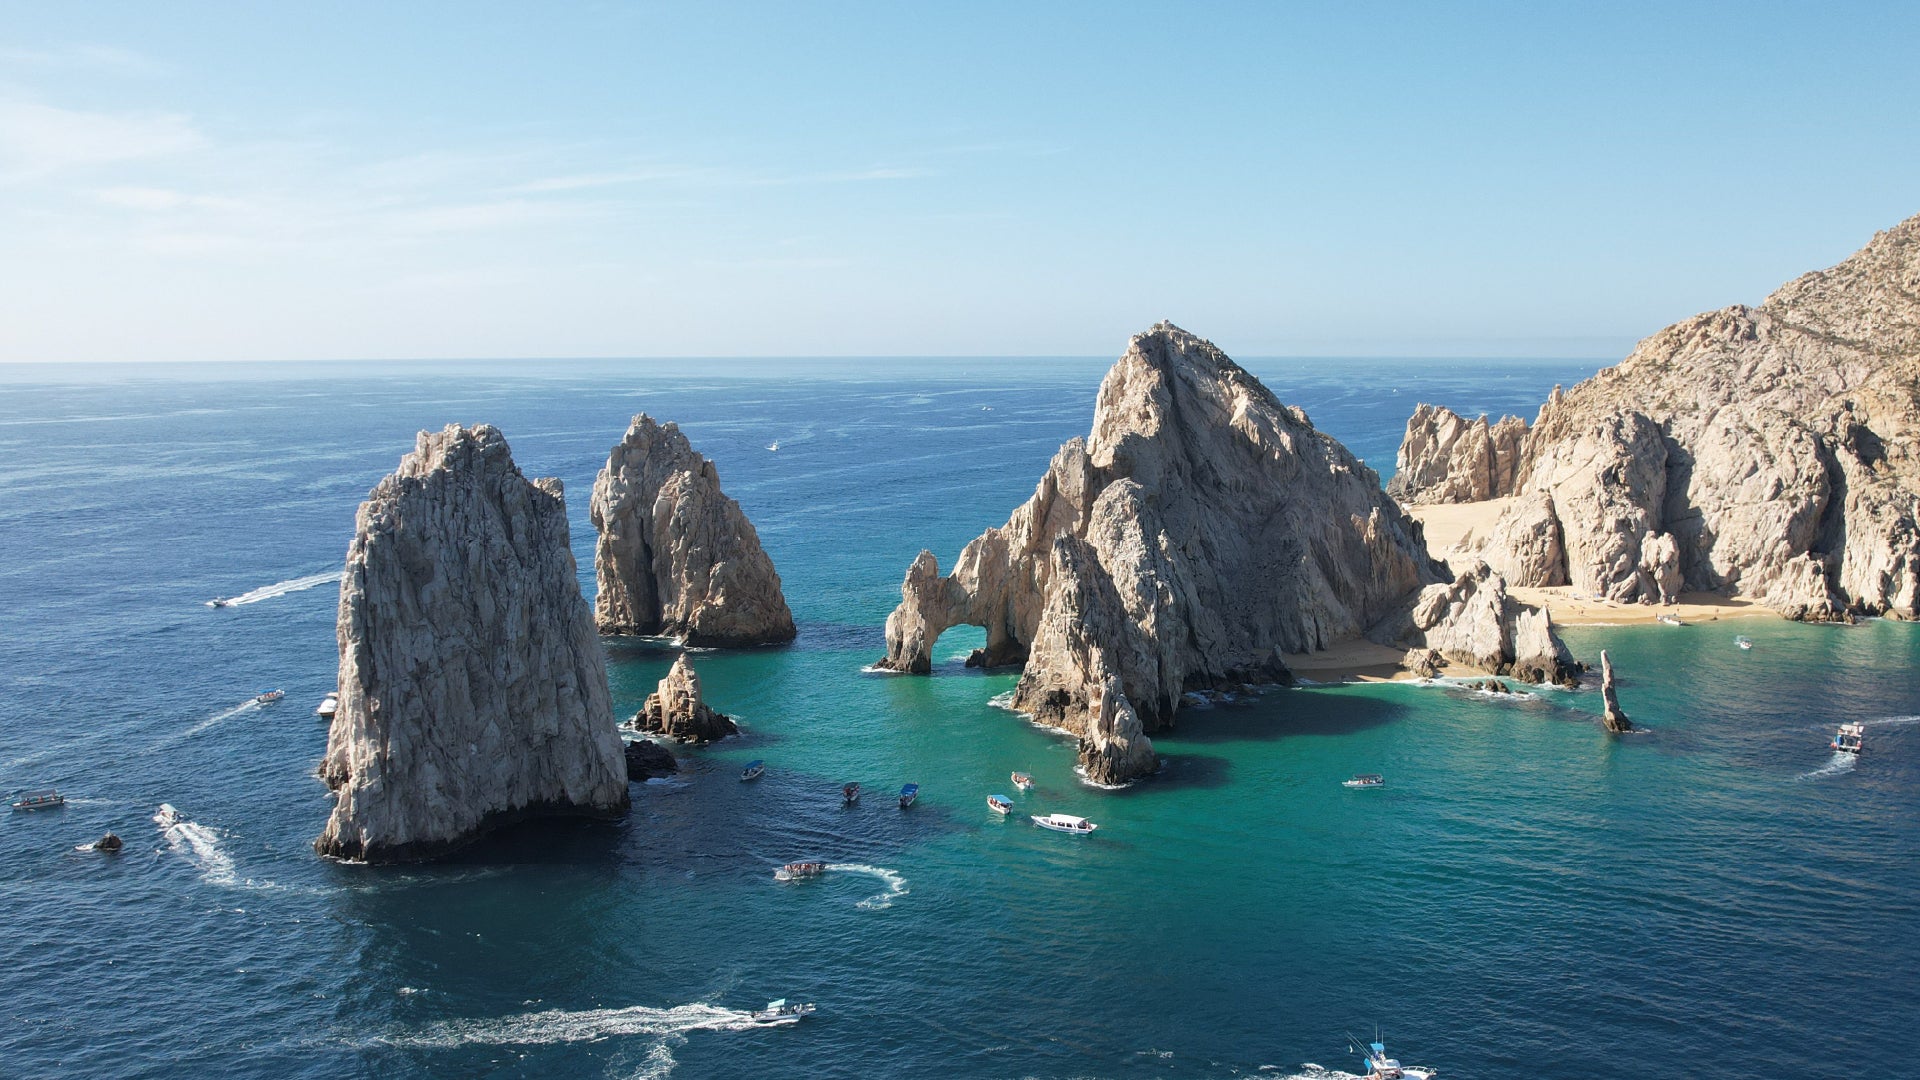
[1599,650,1633,733]
[1388,404,1530,505]
[1391,213,1920,620]
[317,425,628,863]
[589,415,797,646]
[878,323,1577,783]
[629,653,738,744]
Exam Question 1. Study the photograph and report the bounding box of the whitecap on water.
[820,863,908,909]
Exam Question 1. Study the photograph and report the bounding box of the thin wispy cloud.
[0,43,171,76]
[0,100,204,178]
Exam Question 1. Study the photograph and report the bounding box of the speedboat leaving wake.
[206,570,341,608]
[153,803,236,886]
[393,1001,770,1048]
[777,863,908,909]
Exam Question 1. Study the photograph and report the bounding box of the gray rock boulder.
[589,415,796,646]
[1370,560,1580,686]
[629,653,738,744]
[317,425,628,863]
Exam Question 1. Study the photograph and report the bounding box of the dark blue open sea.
[2,357,1914,1079]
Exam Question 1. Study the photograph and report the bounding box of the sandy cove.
[1282,500,1778,685]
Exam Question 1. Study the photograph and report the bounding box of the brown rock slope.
[1391,213,1920,620]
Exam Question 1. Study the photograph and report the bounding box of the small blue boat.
[741,759,765,782]
[899,783,919,808]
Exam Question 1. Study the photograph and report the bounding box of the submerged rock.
[877,322,1570,783]
[317,425,628,863]
[624,738,679,781]
[630,653,738,744]
[1600,650,1634,733]
[92,832,123,853]
[1393,213,1920,621]
[589,415,796,646]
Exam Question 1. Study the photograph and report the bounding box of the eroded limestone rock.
[317,425,628,863]
[1600,650,1633,733]
[590,415,796,646]
[1388,404,1529,504]
[630,653,737,744]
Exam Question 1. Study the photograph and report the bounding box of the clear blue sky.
[2,1,1916,363]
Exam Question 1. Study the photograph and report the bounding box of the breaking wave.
[208,570,341,608]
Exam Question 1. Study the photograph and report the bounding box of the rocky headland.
[878,322,1578,783]
[628,653,738,744]
[589,414,796,646]
[316,425,629,863]
[1391,213,1920,621]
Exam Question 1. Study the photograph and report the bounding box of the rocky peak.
[590,414,797,647]
[629,653,737,744]
[317,424,628,863]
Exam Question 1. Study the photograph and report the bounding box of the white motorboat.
[1031,813,1096,834]
[987,794,1013,815]
[315,693,338,720]
[1832,722,1865,754]
[1011,771,1034,791]
[749,998,814,1024]
[766,441,780,452]
[774,862,826,882]
[1342,774,1385,789]
[1736,635,1754,650]
[254,689,285,704]
[1351,1033,1437,1079]
[1656,613,1683,626]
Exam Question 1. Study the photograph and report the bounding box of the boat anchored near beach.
[1656,613,1683,626]
[749,999,813,1024]
[1032,812,1097,834]
[1832,722,1865,754]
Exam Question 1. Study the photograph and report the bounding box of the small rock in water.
[92,832,123,853]
[623,738,678,781]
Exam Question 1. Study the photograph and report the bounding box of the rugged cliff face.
[878,323,1577,783]
[1391,214,1920,620]
[1388,404,1529,505]
[629,653,738,744]
[317,425,629,863]
[589,415,797,646]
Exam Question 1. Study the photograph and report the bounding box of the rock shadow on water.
[1156,688,1407,743]
[1106,751,1232,793]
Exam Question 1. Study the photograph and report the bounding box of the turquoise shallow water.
[1,358,1915,1079]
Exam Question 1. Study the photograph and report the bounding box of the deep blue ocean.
[2,356,1914,1079]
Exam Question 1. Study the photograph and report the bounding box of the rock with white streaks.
[590,415,796,646]
[317,425,628,863]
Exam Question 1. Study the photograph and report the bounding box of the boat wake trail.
[824,863,909,909]
[154,804,236,886]
[1798,752,1859,781]
[209,570,341,608]
[392,1002,764,1048]
[147,698,262,754]
[1864,714,1920,729]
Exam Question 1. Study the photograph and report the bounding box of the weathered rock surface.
[1368,560,1580,686]
[589,415,796,646]
[624,738,678,781]
[1388,404,1529,505]
[629,653,737,744]
[92,832,123,853]
[1599,650,1633,733]
[1394,213,1920,620]
[317,425,628,863]
[1402,647,1444,679]
[878,323,1576,783]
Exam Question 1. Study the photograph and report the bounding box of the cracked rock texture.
[1393,213,1920,620]
[630,653,738,744]
[878,323,1576,783]
[317,425,628,863]
[1388,404,1529,505]
[590,415,796,646]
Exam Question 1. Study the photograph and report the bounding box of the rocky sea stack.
[1392,213,1920,621]
[316,425,629,863]
[879,322,1577,784]
[629,653,738,744]
[589,415,797,646]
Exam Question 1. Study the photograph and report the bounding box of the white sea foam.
[1798,751,1859,781]
[392,1001,764,1048]
[986,690,1017,711]
[1864,714,1920,728]
[154,803,236,886]
[1073,762,1137,790]
[209,570,341,608]
[823,862,909,909]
